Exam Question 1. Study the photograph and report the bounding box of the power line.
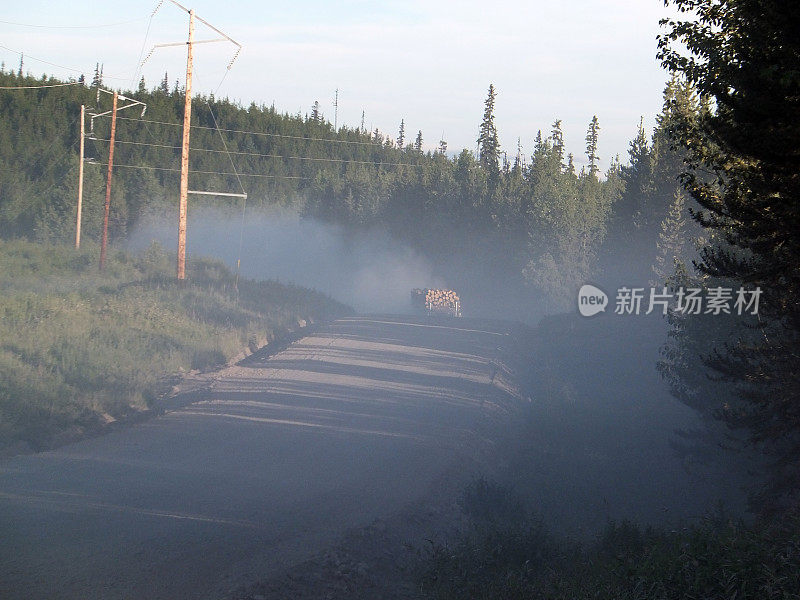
[198,71,248,288]
[90,162,311,179]
[193,64,248,289]
[112,115,385,147]
[0,17,146,29]
[0,44,131,81]
[91,137,422,168]
[130,1,165,89]
[196,72,247,196]
[0,81,81,90]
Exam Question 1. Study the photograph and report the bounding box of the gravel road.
[0,315,521,599]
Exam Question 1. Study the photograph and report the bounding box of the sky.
[1,0,677,172]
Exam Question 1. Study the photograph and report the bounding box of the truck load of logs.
[410,288,462,317]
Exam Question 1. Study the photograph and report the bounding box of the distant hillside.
[0,68,418,242]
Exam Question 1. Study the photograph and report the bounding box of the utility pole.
[86,90,146,266]
[99,92,118,271]
[177,9,195,281]
[75,104,85,249]
[141,0,242,281]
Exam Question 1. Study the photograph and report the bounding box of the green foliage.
[658,0,800,502]
[523,137,622,308]
[601,77,703,285]
[0,239,350,454]
[419,481,800,600]
[652,189,688,285]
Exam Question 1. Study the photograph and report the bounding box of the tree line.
[0,64,692,313]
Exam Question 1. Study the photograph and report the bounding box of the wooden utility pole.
[84,91,145,260]
[140,0,241,280]
[177,9,194,280]
[99,91,118,271]
[75,104,85,249]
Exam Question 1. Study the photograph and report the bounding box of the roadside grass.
[0,239,351,454]
[417,478,800,600]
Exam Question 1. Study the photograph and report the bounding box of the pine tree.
[438,137,448,155]
[585,115,600,176]
[477,84,500,176]
[397,119,405,149]
[629,117,649,177]
[551,119,564,169]
[137,77,146,94]
[533,130,543,152]
[414,130,423,153]
[613,116,653,239]
[17,54,23,78]
[159,72,169,94]
[91,63,102,89]
[652,189,687,284]
[311,100,320,123]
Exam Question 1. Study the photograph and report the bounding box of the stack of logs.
[425,289,460,312]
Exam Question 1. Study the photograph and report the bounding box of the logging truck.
[411,288,462,317]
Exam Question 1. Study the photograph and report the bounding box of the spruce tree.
[311,101,320,123]
[551,119,564,169]
[91,63,103,89]
[477,84,500,176]
[414,130,423,153]
[585,115,600,176]
[652,189,687,284]
[397,119,405,149]
[159,72,169,95]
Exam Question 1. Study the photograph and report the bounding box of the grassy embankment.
[0,239,351,455]
[418,478,800,600]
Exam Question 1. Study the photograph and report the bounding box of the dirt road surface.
[0,316,522,599]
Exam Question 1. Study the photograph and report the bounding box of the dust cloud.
[127,207,445,314]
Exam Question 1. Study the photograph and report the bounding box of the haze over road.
[0,315,520,599]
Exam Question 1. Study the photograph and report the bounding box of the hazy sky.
[1,1,676,172]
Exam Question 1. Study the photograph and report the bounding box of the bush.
[418,480,800,600]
